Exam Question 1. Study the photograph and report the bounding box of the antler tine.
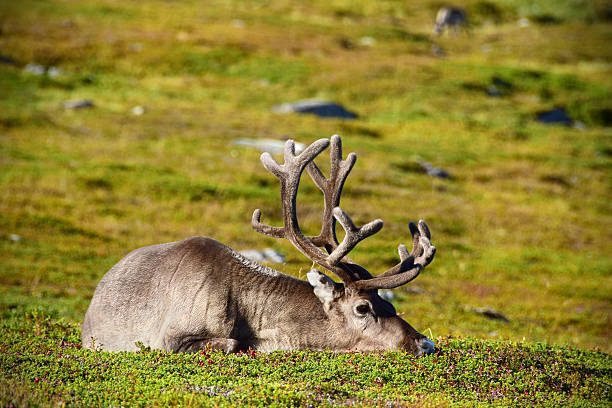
[414,220,435,267]
[306,135,356,249]
[352,263,423,290]
[251,209,284,238]
[352,220,436,291]
[375,220,435,279]
[327,207,383,266]
[252,138,357,284]
[304,135,379,281]
[253,139,329,237]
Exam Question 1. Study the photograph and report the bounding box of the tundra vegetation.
[0,0,610,406]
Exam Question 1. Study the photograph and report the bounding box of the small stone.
[417,159,452,179]
[379,290,395,302]
[239,250,266,263]
[239,248,286,264]
[232,138,306,155]
[472,307,509,322]
[262,248,286,264]
[272,100,358,119]
[131,106,146,116]
[492,76,512,89]
[9,234,23,242]
[537,107,573,126]
[358,36,376,46]
[486,85,503,97]
[24,63,46,75]
[47,67,63,78]
[518,18,530,27]
[63,99,94,109]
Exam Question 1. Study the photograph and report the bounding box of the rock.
[486,77,512,97]
[47,67,63,78]
[23,63,65,78]
[262,248,286,264]
[417,159,452,179]
[272,100,358,119]
[537,108,573,126]
[358,36,376,47]
[232,138,306,155]
[239,248,287,264]
[378,290,395,302]
[131,106,146,116]
[472,307,509,322]
[239,249,266,263]
[24,63,46,75]
[486,85,503,97]
[63,99,95,109]
[492,76,512,89]
[8,234,23,242]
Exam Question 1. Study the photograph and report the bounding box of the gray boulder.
[272,100,358,119]
[537,108,573,126]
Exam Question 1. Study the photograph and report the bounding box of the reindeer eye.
[355,303,371,315]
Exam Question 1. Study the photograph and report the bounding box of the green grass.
[1,308,610,407]
[0,0,611,405]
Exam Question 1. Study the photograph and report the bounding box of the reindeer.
[434,6,469,35]
[82,135,437,355]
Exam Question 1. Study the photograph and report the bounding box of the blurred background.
[0,0,610,352]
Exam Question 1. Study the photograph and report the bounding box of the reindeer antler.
[252,137,382,284]
[350,220,436,290]
[305,135,379,281]
[252,135,435,289]
[306,135,355,250]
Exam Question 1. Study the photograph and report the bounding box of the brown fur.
[82,136,436,355]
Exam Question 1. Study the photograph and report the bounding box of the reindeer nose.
[416,337,435,356]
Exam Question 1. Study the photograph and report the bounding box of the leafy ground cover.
[1,308,610,407]
[1,0,611,405]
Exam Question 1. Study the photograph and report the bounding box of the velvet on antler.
[252,135,435,290]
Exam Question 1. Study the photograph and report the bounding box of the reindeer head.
[252,135,436,355]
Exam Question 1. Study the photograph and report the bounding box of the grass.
[0,0,611,405]
[1,308,610,407]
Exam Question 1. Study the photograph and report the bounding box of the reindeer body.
[83,136,436,355]
[83,237,334,352]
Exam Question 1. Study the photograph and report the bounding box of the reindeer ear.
[307,269,343,310]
